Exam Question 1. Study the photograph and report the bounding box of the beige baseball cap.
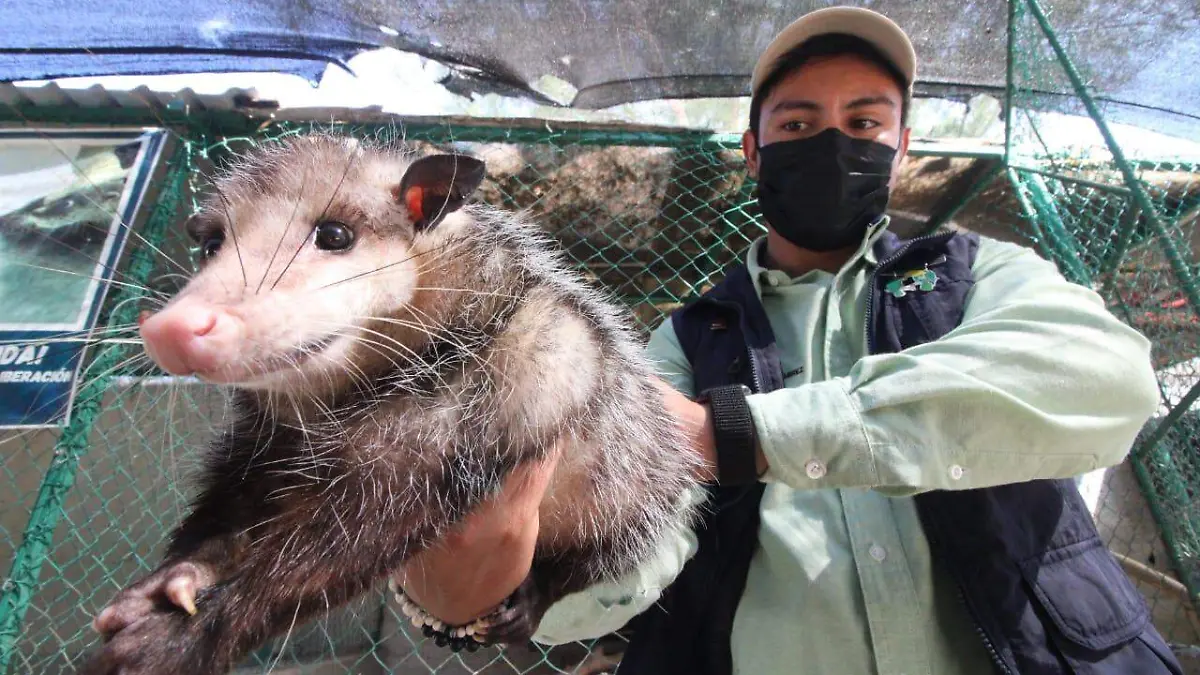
[750,6,917,99]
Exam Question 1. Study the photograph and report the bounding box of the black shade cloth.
[2,1,1197,138]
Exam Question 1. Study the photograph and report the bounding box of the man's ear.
[741,129,762,180]
[396,153,486,231]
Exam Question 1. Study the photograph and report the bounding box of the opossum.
[76,132,704,675]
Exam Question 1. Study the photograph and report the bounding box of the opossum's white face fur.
[139,135,486,392]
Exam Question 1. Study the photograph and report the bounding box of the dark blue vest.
[616,230,1182,675]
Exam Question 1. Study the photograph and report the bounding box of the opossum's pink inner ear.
[396,154,486,231]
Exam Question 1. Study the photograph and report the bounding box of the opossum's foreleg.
[87,420,282,647]
[78,443,525,675]
[78,485,434,675]
[90,476,259,639]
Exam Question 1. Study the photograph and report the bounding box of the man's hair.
[749,32,912,140]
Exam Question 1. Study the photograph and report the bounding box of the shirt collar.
[745,215,893,297]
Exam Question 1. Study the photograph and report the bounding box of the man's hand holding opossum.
[395,448,561,626]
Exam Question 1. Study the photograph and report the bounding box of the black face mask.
[754,128,897,252]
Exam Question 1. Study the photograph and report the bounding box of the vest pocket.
[1018,536,1155,669]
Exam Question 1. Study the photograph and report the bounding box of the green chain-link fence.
[1,0,1199,672]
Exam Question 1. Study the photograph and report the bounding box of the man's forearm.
[743,239,1159,493]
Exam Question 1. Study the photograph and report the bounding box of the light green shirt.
[533,219,1160,675]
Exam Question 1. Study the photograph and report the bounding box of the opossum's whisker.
[350,313,506,388]
[301,328,377,409]
[310,318,425,369]
[154,271,195,281]
[407,286,525,300]
[109,290,167,319]
[309,239,462,292]
[312,326,420,381]
[309,322,439,391]
[339,364,382,404]
[270,146,361,291]
[115,379,193,471]
[73,351,152,393]
[212,186,249,288]
[6,261,170,299]
[352,321,485,391]
[152,272,197,288]
[257,164,311,295]
[84,321,144,334]
[160,380,186,498]
[3,220,167,293]
[286,381,356,453]
[0,336,143,349]
[408,237,476,276]
[0,323,142,348]
[358,234,475,288]
[339,361,399,405]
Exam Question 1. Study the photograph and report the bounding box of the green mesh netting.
[1,0,1199,672]
[1003,0,1200,647]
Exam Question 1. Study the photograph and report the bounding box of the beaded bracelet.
[387,577,510,653]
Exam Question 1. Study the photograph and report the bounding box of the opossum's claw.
[164,574,198,615]
[478,573,549,648]
[92,560,214,638]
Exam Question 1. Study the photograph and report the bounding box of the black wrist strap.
[700,384,759,485]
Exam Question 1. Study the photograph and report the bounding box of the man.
[396,7,1182,674]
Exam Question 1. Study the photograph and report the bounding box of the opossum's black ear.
[396,154,486,231]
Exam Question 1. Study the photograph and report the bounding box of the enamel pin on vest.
[884,253,946,298]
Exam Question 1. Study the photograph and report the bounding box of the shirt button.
[869,544,887,562]
[804,459,826,480]
[949,464,964,480]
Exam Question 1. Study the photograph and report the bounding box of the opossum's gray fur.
[210,131,706,580]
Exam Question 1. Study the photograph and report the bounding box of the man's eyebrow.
[847,95,897,109]
[770,99,821,114]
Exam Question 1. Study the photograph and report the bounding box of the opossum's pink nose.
[139,300,245,377]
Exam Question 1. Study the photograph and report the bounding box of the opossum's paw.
[92,560,215,638]
[480,574,549,647]
[76,611,217,675]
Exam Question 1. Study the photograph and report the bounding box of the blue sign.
[0,128,166,428]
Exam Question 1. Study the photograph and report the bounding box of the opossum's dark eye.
[314,221,354,251]
[200,233,224,260]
